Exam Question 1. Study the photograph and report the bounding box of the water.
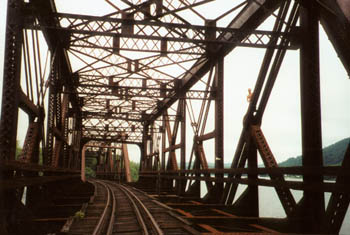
[199,181,350,234]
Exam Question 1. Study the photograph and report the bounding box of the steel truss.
[0,0,350,234]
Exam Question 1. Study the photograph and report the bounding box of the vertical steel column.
[108,149,114,173]
[74,114,82,170]
[231,135,258,216]
[0,0,23,161]
[246,134,259,216]
[161,113,166,171]
[63,116,69,167]
[122,143,132,182]
[214,58,224,196]
[45,58,57,166]
[81,145,86,182]
[140,124,149,171]
[179,99,186,195]
[149,123,154,170]
[299,1,325,233]
[0,2,23,233]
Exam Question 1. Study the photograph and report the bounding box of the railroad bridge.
[1,0,350,234]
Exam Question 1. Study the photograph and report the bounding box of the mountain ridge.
[278,137,349,167]
[204,137,349,168]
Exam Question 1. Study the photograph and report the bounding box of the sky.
[0,0,349,165]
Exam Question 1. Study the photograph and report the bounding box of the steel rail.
[109,182,149,235]
[109,182,164,235]
[92,181,113,235]
[105,183,117,235]
[118,184,164,235]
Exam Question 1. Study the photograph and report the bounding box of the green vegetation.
[84,154,140,181]
[130,161,140,182]
[85,166,96,178]
[15,141,22,160]
[85,155,98,178]
[279,137,350,167]
[86,157,97,166]
[74,210,85,219]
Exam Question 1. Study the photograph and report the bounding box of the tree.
[129,161,139,182]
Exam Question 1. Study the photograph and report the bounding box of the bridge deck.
[64,180,199,234]
[63,180,282,234]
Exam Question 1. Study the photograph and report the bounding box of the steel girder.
[1,0,350,234]
[0,0,24,161]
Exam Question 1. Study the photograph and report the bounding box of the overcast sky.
[0,0,349,164]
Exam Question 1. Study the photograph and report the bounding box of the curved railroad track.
[105,181,164,235]
[67,179,197,234]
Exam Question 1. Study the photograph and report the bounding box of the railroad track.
[66,179,197,234]
[67,180,112,234]
[106,181,164,235]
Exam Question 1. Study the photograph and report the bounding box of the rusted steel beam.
[318,0,350,77]
[251,125,297,217]
[81,145,86,182]
[141,166,350,177]
[45,57,59,166]
[222,1,299,205]
[299,1,325,232]
[69,90,213,100]
[146,152,159,158]
[3,160,80,173]
[140,124,149,172]
[122,143,132,182]
[164,113,178,171]
[52,127,68,144]
[194,142,213,192]
[161,113,166,171]
[82,113,142,122]
[30,12,294,50]
[147,123,155,170]
[82,136,141,145]
[1,175,80,190]
[179,99,186,195]
[325,143,350,233]
[52,94,69,168]
[214,57,224,198]
[0,0,24,161]
[147,0,282,124]
[254,2,299,122]
[50,12,280,34]
[18,122,40,164]
[165,203,235,209]
[163,144,181,153]
[30,0,80,166]
[53,141,63,168]
[108,149,114,173]
[195,131,215,142]
[33,27,293,49]
[84,145,121,149]
[144,174,350,194]
[223,141,248,205]
[19,90,40,118]
[241,135,259,217]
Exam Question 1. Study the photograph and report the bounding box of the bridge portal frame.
[0,0,349,234]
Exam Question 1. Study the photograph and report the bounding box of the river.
[200,180,350,234]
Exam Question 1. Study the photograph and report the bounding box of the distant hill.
[279,138,350,167]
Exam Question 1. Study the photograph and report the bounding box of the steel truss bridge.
[0,0,350,234]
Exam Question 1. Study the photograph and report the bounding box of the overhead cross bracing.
[16,0,301,146]
[31,0,296,145]
[1,0,350,234]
